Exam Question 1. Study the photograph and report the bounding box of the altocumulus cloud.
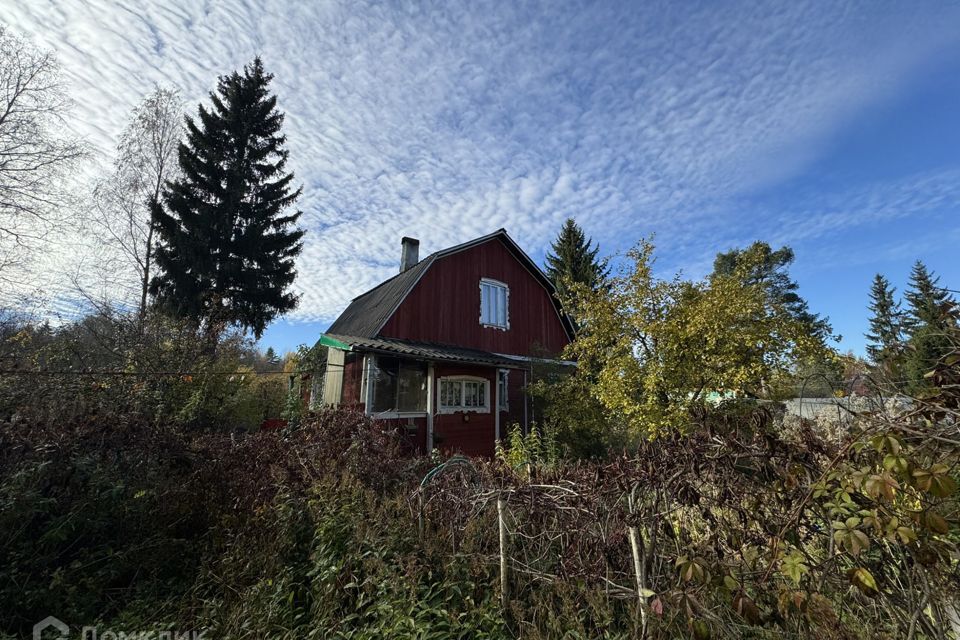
[4,0,960,323]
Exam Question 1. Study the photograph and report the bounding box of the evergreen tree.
[864,274,903,365]
[903,325,953,394]
[151,58,304,339]
[902,261,956,391]
[712,242,832,343]
[903,261,955,333]
[544,218,609,303]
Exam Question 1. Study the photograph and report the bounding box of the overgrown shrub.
[0,310,288,429]
[495,422,560,470]
[2,350,958,638]
[527,372,630,458]
[0,408,426,636]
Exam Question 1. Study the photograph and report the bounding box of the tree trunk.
[138,220,154,332]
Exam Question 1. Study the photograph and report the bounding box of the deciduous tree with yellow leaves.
[561,238,833,438]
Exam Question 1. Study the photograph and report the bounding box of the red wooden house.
[316,229,574,457]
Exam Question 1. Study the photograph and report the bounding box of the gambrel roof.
[326,228,575,340]
[325,257,431,338]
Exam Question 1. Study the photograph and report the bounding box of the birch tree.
[92,86,183,321]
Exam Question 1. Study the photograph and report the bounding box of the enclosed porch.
[315,334,542,457]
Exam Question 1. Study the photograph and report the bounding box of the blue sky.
[6,0,960,355]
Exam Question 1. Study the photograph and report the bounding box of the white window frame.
[479,278,510,330]
[497,369,509,411]
[438,375,490,414]
[363,354,429,419]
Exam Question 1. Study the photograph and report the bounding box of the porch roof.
[318,333,572,369]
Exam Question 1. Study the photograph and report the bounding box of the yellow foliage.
[562,238,832,438]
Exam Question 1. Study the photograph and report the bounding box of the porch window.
[497,370,509,411]
[439,376,490,413]
[480,278,509,329]
[368,356,427,413]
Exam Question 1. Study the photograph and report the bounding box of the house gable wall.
[379,237,569,356]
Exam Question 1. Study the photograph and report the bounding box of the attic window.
[480,278,509,329]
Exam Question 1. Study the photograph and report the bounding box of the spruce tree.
[544,218,609,303]
[864,274,903,365]
[151,58,304,338]
[903,261,955,333]
[902,261,956,390]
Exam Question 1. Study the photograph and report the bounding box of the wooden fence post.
[628,485,649,638]
[628,525,648,636]
[498,495,509,613]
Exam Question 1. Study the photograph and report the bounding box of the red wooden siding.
[432,363,498,458]
[379,238,569,356]
[340,353,365,409]
[360,415,427,455]
[391,415,427,454]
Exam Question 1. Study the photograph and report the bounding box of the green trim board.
[318,334,353,351]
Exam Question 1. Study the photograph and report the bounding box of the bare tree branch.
[0,25,87,281]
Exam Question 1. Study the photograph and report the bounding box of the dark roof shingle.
[326,257,433,337]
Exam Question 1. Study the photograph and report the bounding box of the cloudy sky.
[6,0,960,353]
